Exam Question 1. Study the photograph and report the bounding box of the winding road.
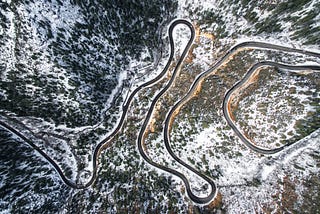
[223,62,320,154]
[0,19,189,189]
[136,20,217,204]
[1,19,320,204]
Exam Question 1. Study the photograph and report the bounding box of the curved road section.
[0,19,190,189]
[223,61,320,154]
[137,19,217,204]
[1,19,320,205]
[161,31,320,203]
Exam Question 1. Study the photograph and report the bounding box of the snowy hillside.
[0,0,319,213]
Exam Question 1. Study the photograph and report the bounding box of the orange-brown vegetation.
[167,106,182,132]
[207,191,223,210]
[185,23,215,64]
[193,79,204,97]
[260,175,298,213]
[227,67,262,123]
[202,32,215,41]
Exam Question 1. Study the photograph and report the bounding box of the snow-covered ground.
[143,0,320,210]
[1,0,319,212]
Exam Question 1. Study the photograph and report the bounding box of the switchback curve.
[0,19,191,189]
[1,19,320,205]
[223,61,320,154]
